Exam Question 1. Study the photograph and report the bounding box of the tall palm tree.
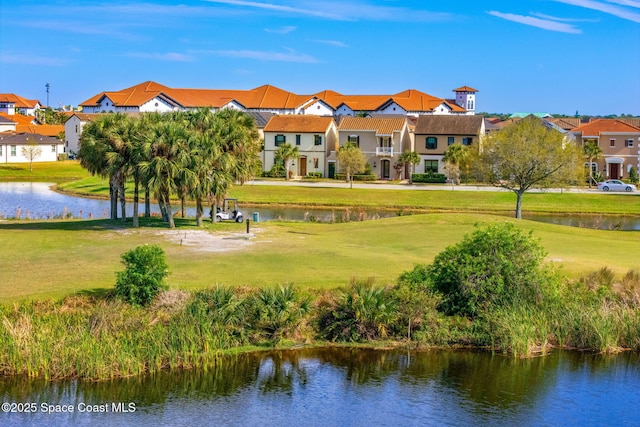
[583,140,602,188]
[442,143,468,186]
[78,113,133,220]
[141,116,194,228]
[275,143,299,181]
[398,150,421,184]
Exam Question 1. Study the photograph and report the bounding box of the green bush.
[426,223,551,318]
[411,172,447,183]
[115,245,169,306]
[305,172,323,178]
[334,173,377,181]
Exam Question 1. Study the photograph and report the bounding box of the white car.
[597,180,636,192]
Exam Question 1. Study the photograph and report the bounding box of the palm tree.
[275,143,299,181]
[583,141,602,188]
[442,143,468,186]
[140,116,195,228]
[78,113,133,220]
[398,150,420,184]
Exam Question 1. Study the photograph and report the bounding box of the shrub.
[305,172,323,178]
[115,245,169,306]
[411,173,447,183]
[427,223,551,318]
[334,173,377,181]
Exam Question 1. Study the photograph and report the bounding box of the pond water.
[1,348,638,426]
[1,182,639,230]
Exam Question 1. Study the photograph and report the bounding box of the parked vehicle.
[597,180,636,192]
[211,198,244,222]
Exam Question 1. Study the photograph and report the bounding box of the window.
[467,100,474,110]
[296,135,301,146]
[462,137,473,146]
[314,135,322,146]
[425,160,439,173]
[313,158,319,168]
[10,145,16,156]
[448,137,455,146]
[625,139,634,148]
[51,145,55,152]
[610,139,615,147]
[275,134,286,147]
[425,137,437,150]
[348,135,360,147]
[0,146,2,156]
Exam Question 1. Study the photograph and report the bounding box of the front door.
[328,162,335,179]
[299,156,307,177]
[381,159,390,179]
[610,163,620,179]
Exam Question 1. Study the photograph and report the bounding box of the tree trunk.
[133,173,139,228]
[119,178,126,222]
[588,156,593,188]
[109,175,118,220]
[515,190,524,219]
[181,195,186,218]
[196,197,203,227]
[166,197,175,229]
[144,188,151,217]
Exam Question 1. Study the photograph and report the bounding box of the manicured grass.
[0,161,90,182]
[1,213,638,303]
[58,176,640,215]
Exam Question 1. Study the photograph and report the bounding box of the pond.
[1,182,639,230]
[1,348,638,426]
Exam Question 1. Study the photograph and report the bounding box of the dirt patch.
[156,229,260,252]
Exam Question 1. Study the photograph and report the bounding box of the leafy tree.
[337,142,366,188]
[20,137,42,172]
[115,244,169,306]
[442,143,468,186]
[629,167,639,185]
[427,223,551,318]
[478,116,582,219]
[398,150,421,183]
[275,142,299,181]
[583,140,602,188]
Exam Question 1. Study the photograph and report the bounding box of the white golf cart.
[211,198,244,223]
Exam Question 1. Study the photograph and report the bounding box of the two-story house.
[571,119,640,179]
[336,117,412,179]
[263,115,338,178]
[413,115,485,174]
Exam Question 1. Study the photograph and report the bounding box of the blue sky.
[1,0,639,115]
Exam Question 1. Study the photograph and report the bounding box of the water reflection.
[1,182,639,230]
[1,348,638,426]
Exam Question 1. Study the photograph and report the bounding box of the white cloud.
[205,0,452,22]
[0,52,68,66]
[554,0,640,23]
[605,0,640,8]
[125,52,194,62]
[488,11,582,33]
[313,40,350,48]
[531,12,599,22]
[265,26,297,34]
[214,49,320,63]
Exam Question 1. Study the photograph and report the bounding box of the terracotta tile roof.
[414,115,485,135]
[0,94,41,108]
[572,119,640,135]
[453,86,478,92]
[337,117,407,135]
[264,115,335,133]
[80,81,473,114]
[16,124,64,137]
[0,112,36,125]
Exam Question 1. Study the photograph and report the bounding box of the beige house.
[413,115,485,174]
[336,117,412,179]
[571,119,640,179]
[263,115,338,178]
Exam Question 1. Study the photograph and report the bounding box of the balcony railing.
[376,147,393,156]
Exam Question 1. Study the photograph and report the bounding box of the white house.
[0,132,65,163]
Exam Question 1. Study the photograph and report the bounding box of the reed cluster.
[0,267,638,381]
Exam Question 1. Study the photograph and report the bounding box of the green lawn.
[57,176,640,215]
[1,214,638,303]
[0,161,90,182]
